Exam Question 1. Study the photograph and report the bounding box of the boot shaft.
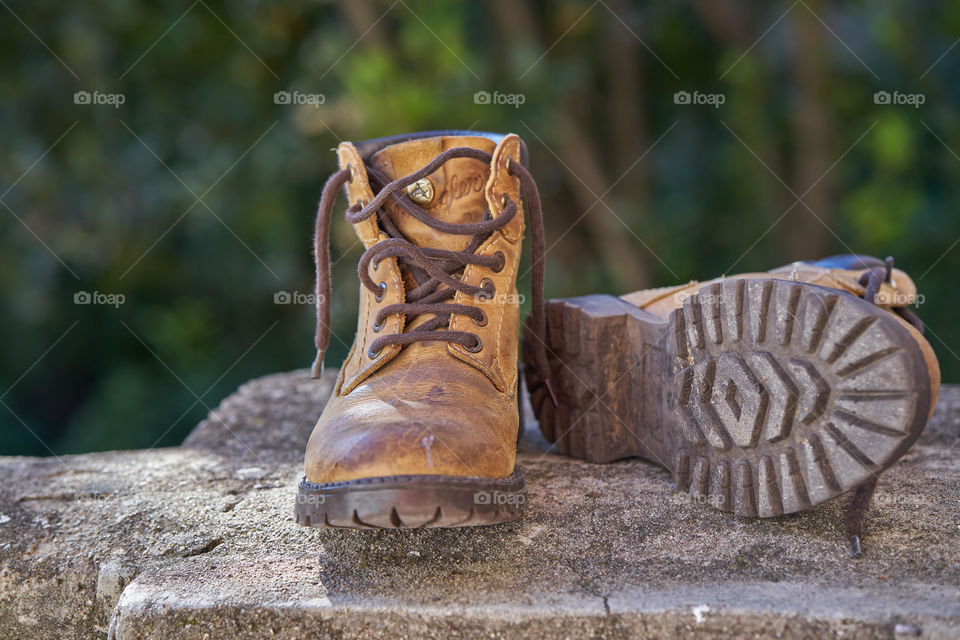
[328,132,531,396]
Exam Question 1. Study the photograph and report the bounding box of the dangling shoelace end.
[521,329,558,409]
[310,167,352,382]
[544,378,559,408]
[311,350,325,379]
[844,476,879,559]
[844,259,899,558]
[849,535,863,559]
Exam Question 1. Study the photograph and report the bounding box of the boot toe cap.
[304,390,518,484]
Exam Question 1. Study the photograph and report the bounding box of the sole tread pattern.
[665,280,929,516]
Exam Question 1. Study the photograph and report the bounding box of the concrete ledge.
[1,370,958,639]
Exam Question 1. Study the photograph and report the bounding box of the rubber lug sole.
[296,469,526,529]
[524,279,933,517]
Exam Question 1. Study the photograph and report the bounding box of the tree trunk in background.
[692,0,792,273]
[340,0,387,49]
[602,0,652,288]
[554,108,650,291]
[786,0,834,261]
[603,0,649,219]
[489,0,649,291]
[692,0,750,46]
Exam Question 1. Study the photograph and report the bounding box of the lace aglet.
[544,378,559,408]
[849,535,863,559]
[311,351,325,378]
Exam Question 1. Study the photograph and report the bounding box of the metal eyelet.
[479,278,496,299]
[375,281,387,302]
[473,310,488,327]
[372,314,385,333]
[500,193,510,208]
[492,251,506,273]
[368,346,383,359]
[464,335,483,353]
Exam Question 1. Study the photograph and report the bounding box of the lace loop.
[857,255,894,305]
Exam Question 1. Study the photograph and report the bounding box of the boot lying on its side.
[524,255,939,554]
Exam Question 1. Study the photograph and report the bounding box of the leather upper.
[305,134,527,484]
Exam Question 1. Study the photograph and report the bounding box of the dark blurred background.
[1,1,957,456]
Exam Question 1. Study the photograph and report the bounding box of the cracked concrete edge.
[106,570,960,640]
[0,446,276,639]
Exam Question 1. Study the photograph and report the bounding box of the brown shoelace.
[310,146,555,403]
[846,255,922,558]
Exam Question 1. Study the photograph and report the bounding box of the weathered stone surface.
[1,370,958,639]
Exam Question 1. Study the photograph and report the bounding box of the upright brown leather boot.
[524,255,939,554]
[296,131,553,529]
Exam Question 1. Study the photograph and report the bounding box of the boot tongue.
[369,135,497,252]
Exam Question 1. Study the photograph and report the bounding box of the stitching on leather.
[631,282,697,310]
[335,143,407,394]
[491,235,512,384]
[341,344,400,395]
[449,345,505,392]
[447,228,517,392]
[300,468,525,491]
[486,137,521,243]
[447,135,522,391]
[343,253,405,394]
[490,140,521,390]
[338,145,376,245]
[493,284,508,382]
[336,145,374,395]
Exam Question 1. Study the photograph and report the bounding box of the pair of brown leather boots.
[296,131,939,555]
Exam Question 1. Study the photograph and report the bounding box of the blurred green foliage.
[1,1,958,455]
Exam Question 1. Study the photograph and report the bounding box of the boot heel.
[525,295,667,463]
